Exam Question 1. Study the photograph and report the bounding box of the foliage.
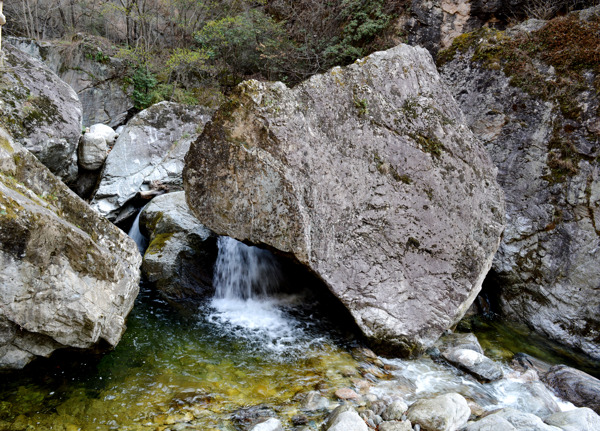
[130,66,157,110]
[323,0,393,64]
[194,9,293,80]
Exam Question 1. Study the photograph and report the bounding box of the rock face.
[92,102,213,221]
[439,8,600,359]
[0,43,82,181]
[139,191,217,303]
[0,128,141,370]
[184,44,505,354]
[7,35,133,128]
[542,365,600,414]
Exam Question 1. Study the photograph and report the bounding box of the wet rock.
[140,191,217,304]
[511,353,553,376]
[250,418,284,431]
[544,407,600,431]
[436,332,484,355]
[0,43,82,181]
[406,393,470,431]
[300,391,330,411]
[291,414,308,426]
[382,400,408,421]
[325,405,368,431]
[0,128,141,369]
[439,8,600,359]
[92,101,213,221]
[442,348,504,382]
[335,388,360,401]
[542,365,600,414]
[232,405,276,431]
[184,44,505,355]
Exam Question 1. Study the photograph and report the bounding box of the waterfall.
[127,208,148,254]
[213,236,282,300]
[208,236,321,357]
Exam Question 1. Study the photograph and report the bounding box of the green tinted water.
[0,289,361,430]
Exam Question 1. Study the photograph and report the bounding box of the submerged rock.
[0,43,82,181]
[0,128,141,369]
[542,365,600,414]
[92,101,213,221]
[439,8,600,359]
[442,348,504,382]
[184,44,505,355]
[139,191,217,304]
[406,393,470,431]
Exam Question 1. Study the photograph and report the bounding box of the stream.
[0,236,597,430]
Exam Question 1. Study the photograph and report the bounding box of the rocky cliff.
[440,7,600,358]
[184,44,505,355]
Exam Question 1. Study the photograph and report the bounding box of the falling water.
[127,208,148,254]
[213,236,283,299]
[208,236,325,357]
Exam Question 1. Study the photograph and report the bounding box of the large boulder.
[439,8,600,359]
[92,102,213,221]
[183,44,505,354]
[544,407,600,431]
[7,35,133,128]
[139,191,217,304]
[0,43,82,181]
[0,128,141,370]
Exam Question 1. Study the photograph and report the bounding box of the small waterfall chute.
[127,206,149,254]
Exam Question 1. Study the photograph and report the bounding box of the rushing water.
[0,236,597,430]
[127,207,149,254]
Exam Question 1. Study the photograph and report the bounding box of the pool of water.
[0,286,364,431]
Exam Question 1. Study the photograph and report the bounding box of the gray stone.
[406,393,470,431]
[0,42,82,181]
[544,407,600,431]
[325,405,368,431]
[542,365,600,414]
[250,418,283,431]
[139,191,217,303]
[382,400,409,421]
[439,8,600,359]
[78,132,108,170]
[465,415,517,431]
[0,128,141,369]
[378,420,413,431]
[488,408,561,431]
[92,101,213,220]
[442,348,504,382]
[184,44,505,354]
